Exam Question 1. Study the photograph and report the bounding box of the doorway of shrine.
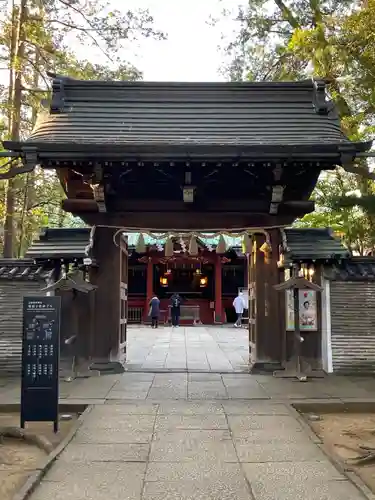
[89,227,283,374]
[154,262,215,325]
[124,255,251,372]
[127,252,247,326]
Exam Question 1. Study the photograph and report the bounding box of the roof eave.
[2,141,360,159]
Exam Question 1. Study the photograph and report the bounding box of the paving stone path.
[25,372,371,500]
[125,326,249,372]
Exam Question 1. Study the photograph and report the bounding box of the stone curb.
[11,404,93,500]
[288,403,375,500]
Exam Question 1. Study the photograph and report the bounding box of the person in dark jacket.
[170,293,182,327]
[149,294,160,328]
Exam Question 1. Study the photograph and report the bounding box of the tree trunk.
[57,205,66,228]
[19,50,39,257]
[3,0,27,257]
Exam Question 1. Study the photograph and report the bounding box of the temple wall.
[0,279,43,375]
[324,279,375,374]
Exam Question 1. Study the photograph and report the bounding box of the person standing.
[170,292,182,327]
[233,292,246,328]
[149,294,160,328]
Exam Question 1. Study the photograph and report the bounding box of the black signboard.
[21,296,61,432]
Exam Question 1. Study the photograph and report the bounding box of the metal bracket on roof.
[50,75,65,114]
[90,164,107,212]
[273,164,283,182]
[0,147,38,180]
[312,80,329,115]
[91,184,107,213]
[269,185,284,215]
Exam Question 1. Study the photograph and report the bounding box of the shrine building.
[0,75,371,372]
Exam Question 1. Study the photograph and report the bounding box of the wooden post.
[214,254,222,323]
[293,287,302,376]
[89,226,124,373]
[244,254,249,289]
[266,229,282,361]
[249,239,256,361]
[253,235,266,364]
[250,232,283,372]
[145,257,153,321]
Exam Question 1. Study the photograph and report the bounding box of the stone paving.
[1,372,370,500]
[125,325,249,372]
[2,369,375,404]
[2,326,375,499]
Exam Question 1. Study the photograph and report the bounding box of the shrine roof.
[324,258,375,281]
[283,228,349,263]
[25,228,242,260]
[25,227,91,260]
[3,76,371,156]
[0,259,51,280]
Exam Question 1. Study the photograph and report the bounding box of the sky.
[72,0,243,82]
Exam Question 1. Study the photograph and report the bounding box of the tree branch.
[273,0,300,29]
[342,163,375,181]
[20,54,50,89]
[54,0,113,62]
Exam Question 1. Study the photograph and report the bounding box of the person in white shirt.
[233,292,246,328]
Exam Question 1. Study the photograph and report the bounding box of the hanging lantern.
[259,241,272,254]
[189,235,198,255]
[136,233,146,253]
[242,233,251,254]
[199,276,208,288]
[259,240,272,263]
[216,234,227,254]
[160,276,168,287]
[165,236,174,257]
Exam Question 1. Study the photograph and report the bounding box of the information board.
[21,296,61,432]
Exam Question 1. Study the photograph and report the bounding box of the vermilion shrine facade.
[1,75,371,372]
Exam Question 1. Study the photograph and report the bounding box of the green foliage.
[295,169,375,254]
[0,0,164,257]
[223,0,375,254]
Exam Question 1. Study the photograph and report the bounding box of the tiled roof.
[26,228,242,260]
[283,228,349,262]
[0,259,50,280]
[25,227,91,260]
[5,77,368,152]
[324,258,375,281]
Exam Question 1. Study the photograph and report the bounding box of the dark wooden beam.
[62,197,314,214]
[279,201,315,214]
[75,212,300,231]
[14,141,350,159]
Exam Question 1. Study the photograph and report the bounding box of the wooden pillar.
[244,255,249,289]
[254,235,266,362]
[145,257,153,321]
[89,226,123,370]
[215,254,223,323]
[267,229,282,362]
[250,231,283,372]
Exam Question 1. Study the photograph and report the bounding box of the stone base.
[274,358,326,379]
[273,368,325,378]
[250,361,283,374]
[89,360,125,374]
